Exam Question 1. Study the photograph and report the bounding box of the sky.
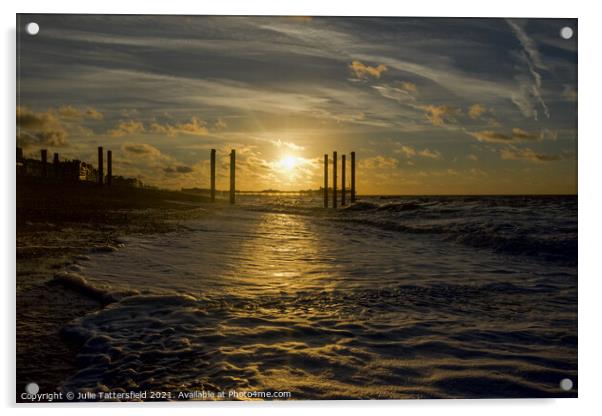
[16,15,577,194]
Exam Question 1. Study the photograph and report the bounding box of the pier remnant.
[323,154,328,208]
[210,149,216,202]
[41,149,47,178]
[333,151,338,209]
[341,154,346,206]
[351,151,356,203]
[230,149,236,204]
[107,150,112,186]
[97,146,104,185]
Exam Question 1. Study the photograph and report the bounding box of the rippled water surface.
[59,195,577,399]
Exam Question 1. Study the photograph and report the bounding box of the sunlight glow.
[278,155,301,172]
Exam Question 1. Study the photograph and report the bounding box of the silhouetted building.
[17,146,98,182]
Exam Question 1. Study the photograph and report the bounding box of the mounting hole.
[26,22,40,36]
[560,378,573,391]
[560,26,573,40]
[25,382,39,395]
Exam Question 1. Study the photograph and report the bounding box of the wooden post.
[210,149,216,202]
[333,151,338,209]
[341,154,346,206]
[351,151,356,203]
[97,146,104,185]
[107,150,112,186]
[229,149,235,204]
[53,153,59,179]
[323,154,328,208]
[40,149,47,178]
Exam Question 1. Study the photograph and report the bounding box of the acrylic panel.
[16,14,577,402]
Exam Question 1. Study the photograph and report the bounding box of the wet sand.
[16,179,214,400]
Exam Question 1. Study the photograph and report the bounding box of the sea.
[54,195,577,399]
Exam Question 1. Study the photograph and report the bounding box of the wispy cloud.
[469,127,540,143]
[150,117,210,137]
[16,15,577,193]
[57,105,103,120]
[507,19,550,119]
[500,146,571,162]
[397,145,442,160]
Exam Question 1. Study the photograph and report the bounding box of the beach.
[16,180,213,398]
[16,188,577,400]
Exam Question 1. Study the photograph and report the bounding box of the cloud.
[397,145,441,159]
[349,60,388,79]
[419,105,461,126]
[175,117,209,135]
[56,105,83,118]
[511,127,539,140]
[418,148,442,159]
[398,145,416,158]
[360,155,398,169]
[16,106,69,147]
[84,108,104,120]
[213,118,228,131]
[562,85,577,102]
[507,20,549,119]
[372,83,417,104]
[149,117,210,137]
[57,105,103,120]
[164,165,194,174]
[469,127,539,143]
[468,104,486,119]
[122,142,162,156]
[271,139,305,151]
[399,81,417,93]
[506,20,547,70]
[500,146,567,162]
[108,120,146,137]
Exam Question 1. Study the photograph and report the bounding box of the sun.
[278,155,301,172]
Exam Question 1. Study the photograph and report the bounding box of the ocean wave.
[53,272,139,304]
[56,282,576,399]
[334,216,576,265]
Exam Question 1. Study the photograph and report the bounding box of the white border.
[2,1,600,415]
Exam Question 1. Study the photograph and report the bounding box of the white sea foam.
[57,196,577,399]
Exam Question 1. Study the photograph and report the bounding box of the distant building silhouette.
[16,146,142,187]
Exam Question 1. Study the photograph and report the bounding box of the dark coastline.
[16,178,214,400]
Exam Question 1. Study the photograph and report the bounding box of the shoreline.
[16,179,216,401]
[15,187,578,400]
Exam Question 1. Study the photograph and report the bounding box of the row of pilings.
[209,149,356,207]
[323,151,356,208]
[34,146,355,207]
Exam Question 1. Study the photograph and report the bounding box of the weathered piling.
[229,149,236,204]
[107,150,112,186]
[41,149,48,178]
[323,154,328,208]
[97,146,104,185]
[341,154,346,206]
[53,153,59,178]
[333,151,338,209]
[210,149,216,202]
[351,151,356,203]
